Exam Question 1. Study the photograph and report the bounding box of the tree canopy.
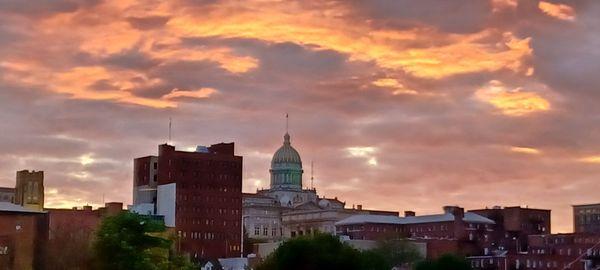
[93,212,194,270]
[414,254,472,270]
[257,234,395,270]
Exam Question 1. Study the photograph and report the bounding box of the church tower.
[14,170,44,211]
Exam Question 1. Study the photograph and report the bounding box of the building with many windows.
[243,131,398,244]
[132,143,243,261]
[573,203,600,234]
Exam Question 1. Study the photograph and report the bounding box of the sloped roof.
[335,212,494,226]
[335,214,404,226]
[0,202,45,213]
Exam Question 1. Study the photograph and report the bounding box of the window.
[254,226,260,236]
[263,227,268,236]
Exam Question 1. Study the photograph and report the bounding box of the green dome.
[271,133,302,165]
[270,133,303,190]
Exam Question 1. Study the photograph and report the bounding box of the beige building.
[14,170,45,212]
[243,131,397,243]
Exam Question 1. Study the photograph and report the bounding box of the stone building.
[243,131,398,243]
[14,170,44,212]
[0,170,44,211]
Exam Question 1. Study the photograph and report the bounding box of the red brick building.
[469,233,600,270]
[0,202,48,270]
[44,202,124,269]
[335,206,496,258]
[469,206,551,253]
[133,143,243,261]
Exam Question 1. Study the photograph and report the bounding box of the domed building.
[270,132,303,191]
[242,127,398,242]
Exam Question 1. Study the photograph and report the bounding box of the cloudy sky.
[0,0,598,232]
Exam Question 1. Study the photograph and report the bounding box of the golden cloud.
[579,156,600,164]
[162,88,217,100]
[168,1,533,79]
[510,146,541,155]
[372,78,418,95]
[539,1,575,21]
[475,80,550,116]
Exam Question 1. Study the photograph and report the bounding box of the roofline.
[572,203,600,207]
[469,206,551,212]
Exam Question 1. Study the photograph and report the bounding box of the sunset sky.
[0,0,598,233]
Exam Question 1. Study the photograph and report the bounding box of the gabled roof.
[0,202,45,213]
[335,212,495,226]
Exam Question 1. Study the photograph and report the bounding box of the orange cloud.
[168,1,533,79]
[538,1,575,21]
[475,80,551,116]
[510,146,541,155]
[492,0,518,12]
[162,88,217,100]
[579,156,600,164]
[372,78,418,95]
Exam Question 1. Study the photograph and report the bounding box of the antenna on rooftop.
[168,117,172,144]
[311,161,314,190]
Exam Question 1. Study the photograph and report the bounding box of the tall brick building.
[469,206,551,252]
[132,143,243,260]
[573,203,600,234]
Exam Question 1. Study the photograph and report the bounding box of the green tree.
[93,212,195,270]
[372,239,423,268]
[414,254,472,270]
[256,233,389,270]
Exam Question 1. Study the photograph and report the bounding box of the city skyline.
[1,0,599,234]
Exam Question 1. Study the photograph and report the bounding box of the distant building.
[14,170,44,212]
[45,202,124,269]
[469,206,551,252]
[132,143,243,260]
[0,187,15,203]
[243,131,398,244]
[468,233,600,270]
[0,202,48,270]
[335,206,495,258]
[573,203,600,234]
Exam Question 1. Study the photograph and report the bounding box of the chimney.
[443,206,464,220]
[404,211,416,217]
[83,205,92,212]
[357,204,362,210]
[104,202,123,216]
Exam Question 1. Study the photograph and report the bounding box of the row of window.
[179,231,240,241]
[254,226,282,237]
[177,217,240,227]
[177,206,241,216]
[177,195,241,204]
[176,159,240,170]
